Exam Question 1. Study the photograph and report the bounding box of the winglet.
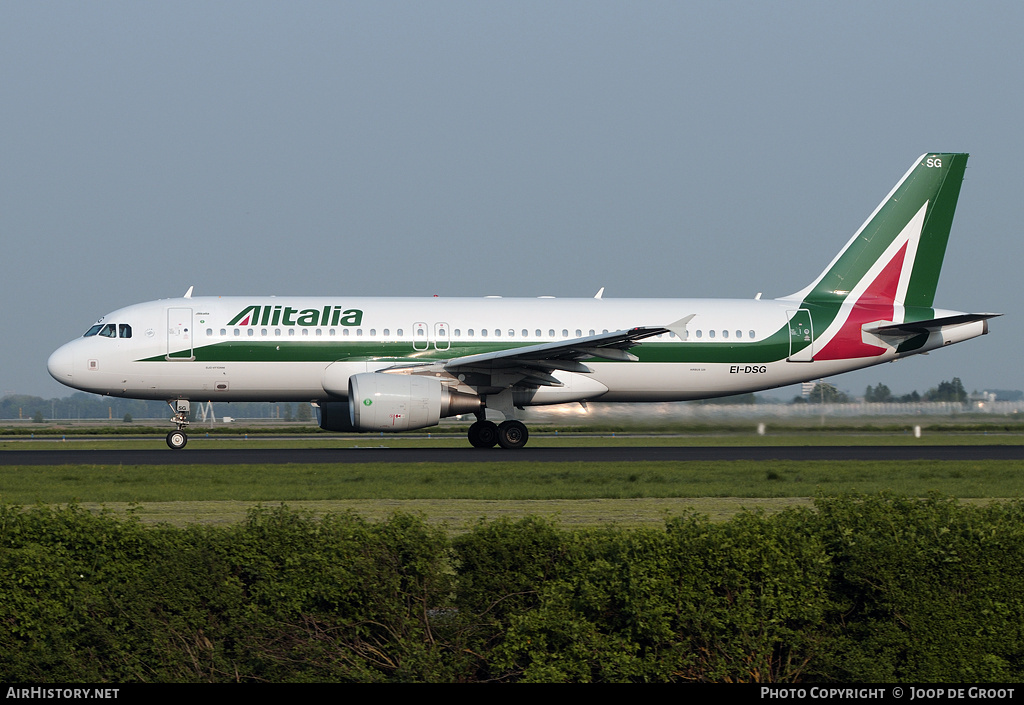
[594,287,605,299]
[666,314,695,338]
[183,286,194,299]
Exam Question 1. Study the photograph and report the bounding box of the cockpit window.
[84,322,132,338]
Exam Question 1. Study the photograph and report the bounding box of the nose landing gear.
[166,399,190,450]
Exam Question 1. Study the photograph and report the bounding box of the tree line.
[799,377,981,404]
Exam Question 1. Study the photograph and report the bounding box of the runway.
[3,445,1024,466]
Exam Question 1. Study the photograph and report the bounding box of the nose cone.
[47,343,75,386]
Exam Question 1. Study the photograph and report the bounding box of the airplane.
[47,153,997,450]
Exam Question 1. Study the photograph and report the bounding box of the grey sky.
[2,1,1019,400]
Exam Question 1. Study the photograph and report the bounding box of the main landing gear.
[166,399,190,450]
[467,418,529,449]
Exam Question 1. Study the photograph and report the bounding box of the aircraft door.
[787,309,813,362]
[167,308,194,360]
[413,322,429,351]
[434,322,450,351]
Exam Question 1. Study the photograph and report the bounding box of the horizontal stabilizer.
[865,313,1001,338]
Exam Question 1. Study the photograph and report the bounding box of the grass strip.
[3,460,1022,504]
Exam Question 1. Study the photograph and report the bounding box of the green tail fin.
[787,153,968,309]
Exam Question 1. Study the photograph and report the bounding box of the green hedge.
[2,495,1023,682]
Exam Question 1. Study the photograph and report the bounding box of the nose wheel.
[166,430,188,450]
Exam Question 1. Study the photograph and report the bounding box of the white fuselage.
[47,295,984,405]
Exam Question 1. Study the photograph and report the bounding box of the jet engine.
[321,373,482,433]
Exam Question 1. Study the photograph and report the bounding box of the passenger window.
[709,330,715,339]
[749,330,755,339]
[589,329,595,336]
[522,329,529,337]
[206,328,213,336]
[722,330,729,339]
[696,330,702,339]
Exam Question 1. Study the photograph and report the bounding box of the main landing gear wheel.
[468,420,499,448]
[497,420,529,449]
[166,430,188,450]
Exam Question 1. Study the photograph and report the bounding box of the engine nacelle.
[346,373,482,432]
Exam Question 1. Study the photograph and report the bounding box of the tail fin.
[785,153,968,309]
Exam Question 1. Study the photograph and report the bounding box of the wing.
[380,316,694,391]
